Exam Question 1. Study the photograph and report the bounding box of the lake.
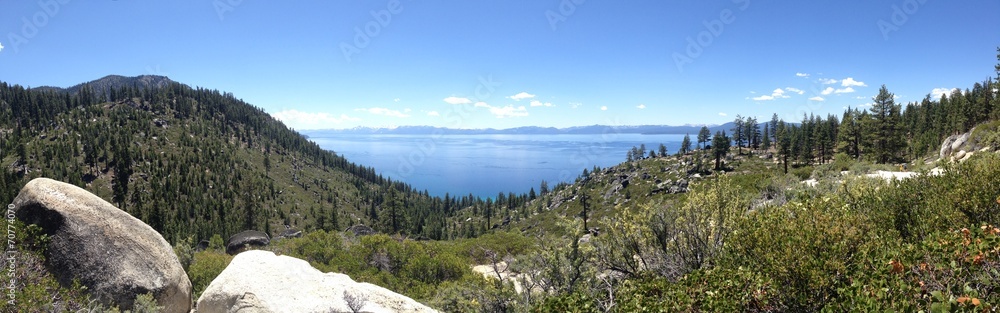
[307,133,687,198]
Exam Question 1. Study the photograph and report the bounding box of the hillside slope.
[0,76,477,243]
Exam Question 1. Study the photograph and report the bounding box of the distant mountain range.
[302,123,749,137]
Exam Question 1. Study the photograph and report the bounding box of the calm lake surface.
[308,133,686,198]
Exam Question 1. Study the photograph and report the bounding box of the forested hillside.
[0,75,536,243]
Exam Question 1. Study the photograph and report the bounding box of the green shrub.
[188,250,233,298]
[790,165,813,180]
[727,196,873,311]
[830,225,1000,312]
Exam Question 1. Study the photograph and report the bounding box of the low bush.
[188,250,233,298]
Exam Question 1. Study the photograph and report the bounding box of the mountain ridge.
[302,123,737,136]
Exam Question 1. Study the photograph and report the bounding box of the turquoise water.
[307,133,686,198]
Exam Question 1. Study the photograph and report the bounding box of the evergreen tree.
[732,115,744,154]
[868,85,905,163]
[777,121,791,174]
[711,131,730,170]
[658,143,668,157]
[761,124,771,150]
[681,134,692,154]
[697,126,711,150]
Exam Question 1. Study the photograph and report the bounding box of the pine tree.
[777,121,791,174]
[697,126,711,150]
[712,131,730,170]
[868,85,905,163]
[762,124,771,150]
[681,134,692,154]
[732,115,744,154]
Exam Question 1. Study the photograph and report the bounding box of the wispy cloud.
[426,111,440,116]
[718,112,728,116]
[529,100,553,107]
[488,105,529,118]
[508,92,536,101]
[271,110,360,129]
[752,88,790,101]
[930,87,958,100]
[809,96,825,102]
[600,106,608,111]
[785,87,804,95]
[840,77,867,87]
[393,98,400,102]
[569,102,583,109]
[636,104,646,109]
[355,107,411,118]
[474,101,490,108]
[443,96,472,105]
[834,87,855,94]
[819,78,838,85]
[795,72,810,77]
[821,87,835,95]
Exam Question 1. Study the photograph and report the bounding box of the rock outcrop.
[12,178,191,313]
[196,250,437,313]
[225,230,270,255]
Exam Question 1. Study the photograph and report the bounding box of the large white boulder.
[12,178,192,312]
[196,250,438,313]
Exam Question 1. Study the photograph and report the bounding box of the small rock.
[225,230,270,255]
[954,150,967,160]
[347,224,376,236]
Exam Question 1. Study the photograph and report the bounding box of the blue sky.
[2,1,998,130]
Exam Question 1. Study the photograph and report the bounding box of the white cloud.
[795,72,810,77]
[488,105,529,118]
[356,107,411,118]
[426,111,440,116]
[855,96,865,99]
[809,96,825,102]
[840,77,867,87]
[819,78,838,85]
[529,100,553,107]
[785,87,805,95]
[443,96,472,105]
[821,87,835,95]
[858,102,874,108]
[474,101,490,108]
[0,42,4,52]
[636,104,646,109]
[393,98,400,102]
[718,112,728,116]
[751,88,791,101]
[508,92,536,101]
[569,102,582,109]
[930,87,958,100]
[271,110,360,129]
[600,106,608,111]
[834,87,855,94]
